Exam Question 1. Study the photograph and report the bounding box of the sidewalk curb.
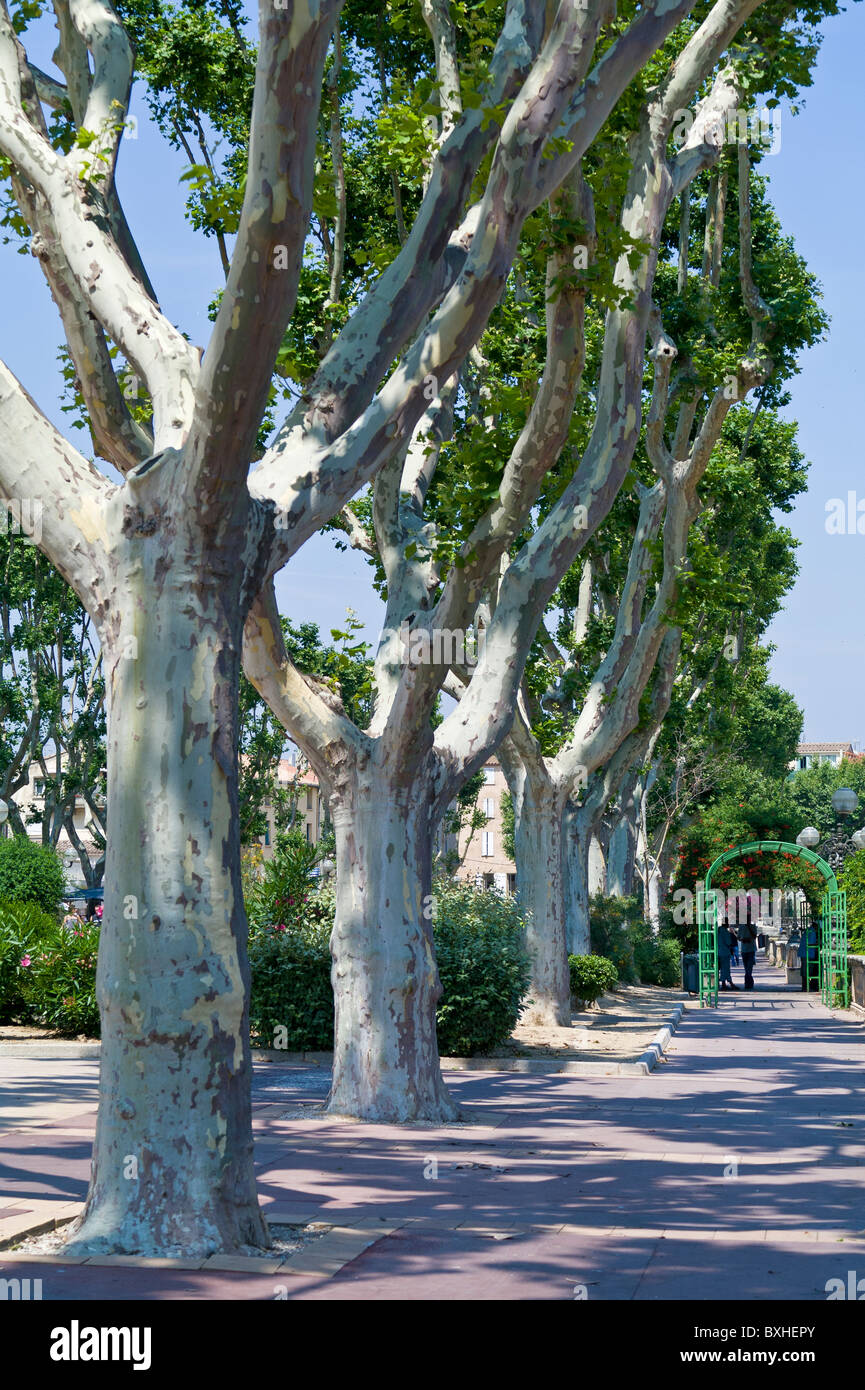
[0,1042,101,1059]
[0,1004,687,1074]
[635,1003,685,1073]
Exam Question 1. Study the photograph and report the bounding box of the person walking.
[738,902,758,991]
[717,915,739,991]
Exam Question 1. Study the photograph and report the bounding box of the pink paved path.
[1,952,863,1299]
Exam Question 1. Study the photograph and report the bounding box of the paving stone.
[0,954,863,1299]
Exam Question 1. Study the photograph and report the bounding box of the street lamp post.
[818,788,862,872]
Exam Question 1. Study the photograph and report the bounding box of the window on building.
[482,830,494,857]
[34,779,45,798]
[507,874,517,896]
[305,821,311,843]
[306,788,313,809]
[483,797,494,820]
[483,767,496,785]
[264,826,270,847]
[483,874,495,891]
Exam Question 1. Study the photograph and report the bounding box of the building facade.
[454,758,517,894]
[260,751,328,853]
[788,742,857,774]
[2,758,102,890]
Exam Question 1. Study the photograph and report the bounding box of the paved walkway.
[1,952,863,1299]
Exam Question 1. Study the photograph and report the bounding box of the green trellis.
[699,841,848,1009]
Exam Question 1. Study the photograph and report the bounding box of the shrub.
[248,914,333,1052]
[658,901,695,953]
[433,882,530,1055]
[633,928,681,988]
[588,895,682,987]
[568,952,618,1003]
[246,836,327,933]
[19,917,100,1036]
[0,898,58,1023]
[588,894,640,982]
[0,837,65,914]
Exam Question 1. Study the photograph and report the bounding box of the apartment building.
[2,758,102,888]
[260,751,328,853]
[788,741,857,773]
[455,758,517,894]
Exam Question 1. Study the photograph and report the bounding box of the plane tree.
[0,0,712,1251]
[244,0,791,1100]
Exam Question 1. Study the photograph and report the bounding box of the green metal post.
[820,889,848,1008]
[697,888,719,1007]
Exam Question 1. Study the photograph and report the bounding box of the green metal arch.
[704,840,838,896]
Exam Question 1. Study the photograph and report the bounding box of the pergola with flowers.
[697,841,848,1009]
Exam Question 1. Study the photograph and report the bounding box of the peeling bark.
[67,488,267,1256]
[327,764,458,1123]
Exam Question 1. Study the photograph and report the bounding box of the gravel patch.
[11,1216,332,1260]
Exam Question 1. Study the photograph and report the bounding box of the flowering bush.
[0,898,58,1022]
[246,836,324,933]
[19,917,100,1036]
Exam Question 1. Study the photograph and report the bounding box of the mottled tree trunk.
[647,866,662,932]
[607,790,639,897]
[606,815,633,897]
[564,801,591,956]
[327,769,458,1122]
[67,545,267,1257]
[588,832,607,897]
[513,778,570,1027]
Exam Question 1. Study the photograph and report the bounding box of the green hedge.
[248,919,333,1051]
[1,877,533,1052]
[0,837,65,914]
[247,878,531,1057]
[589,894,641,982]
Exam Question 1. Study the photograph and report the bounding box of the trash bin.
[682,952,698,994]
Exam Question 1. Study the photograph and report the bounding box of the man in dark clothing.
[717,918,739,991]
[738,902,758,990]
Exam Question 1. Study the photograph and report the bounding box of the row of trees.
[0,0,838,1256]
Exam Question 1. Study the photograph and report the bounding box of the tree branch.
[0,358,112,605]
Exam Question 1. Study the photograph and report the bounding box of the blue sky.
[1,4,862,744]
[754,2,865,746]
